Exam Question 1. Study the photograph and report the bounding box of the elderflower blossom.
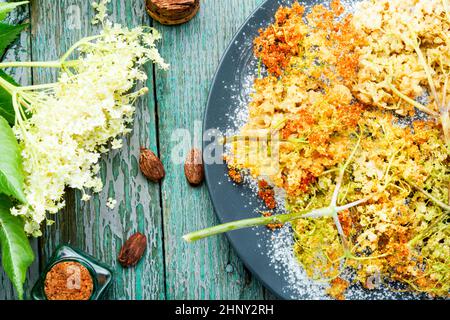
[10,0,168,236]
[106,198,117,210]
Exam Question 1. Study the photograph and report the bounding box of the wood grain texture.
[0,0,39,300]
[1,0,276,300]
[155,0,267,299]
[30,0,165,300]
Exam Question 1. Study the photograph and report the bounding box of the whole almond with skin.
[118,232,147,267]
[140,147,165,182]
[145,0,200,25]
[184,148,204,186]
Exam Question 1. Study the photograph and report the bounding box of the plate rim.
[202,0,287,300]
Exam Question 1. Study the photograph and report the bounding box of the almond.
[139,147,165,182]
[118,232,147,268]
[145,0,200,25]
[184,148,204,186]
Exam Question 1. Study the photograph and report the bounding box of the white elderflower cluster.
[10,0,168,236]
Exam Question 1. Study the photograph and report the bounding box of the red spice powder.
[298,172,317,193]
[44,261,94,300]
[258,180,277,209]
[338,209,352,237]
[254,2,306,76]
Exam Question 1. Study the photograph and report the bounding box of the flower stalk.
[183,208,330,242]
[182,199,373,243]
[396,29,450,150]
[0,74,16,94]
[404,177,450,212]
[0,60,78,69]
[184,139,364,243]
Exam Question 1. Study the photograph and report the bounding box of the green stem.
[0,60,80,69]
[337,198,368,211]
[440,77,450,149]
[60,35,104,62]
[183,207,333,243]
[0,61,61,69]
[0,74,17,94]
[401,30,440,107]
[17,82,58,91]
[331,137,361,206]
[404,178,450,212]
[413,45,440,108]
[271,118,286,133]
[441,111,450,150]
[387,81,439,117]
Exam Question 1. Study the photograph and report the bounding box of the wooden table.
[0,0,277,300]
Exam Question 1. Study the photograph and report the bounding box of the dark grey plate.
[203,0,417,300]
[203,0,314,300]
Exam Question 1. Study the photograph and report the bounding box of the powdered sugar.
[267,224,330,299]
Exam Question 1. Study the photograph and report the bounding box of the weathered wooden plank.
[155,0,267,299]
[31,0,165,299]
[0,1,40,300]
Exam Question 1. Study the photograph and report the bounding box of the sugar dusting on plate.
[268,224,330,299]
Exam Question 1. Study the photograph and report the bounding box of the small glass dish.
[31,245,113,300]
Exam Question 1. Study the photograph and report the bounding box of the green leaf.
[0,115,26,203]
[0,22,28,58]
[0,70,18,125]
[0,194,34,300]
[0,1,28,21]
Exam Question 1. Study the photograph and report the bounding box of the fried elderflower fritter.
[225,0,450,299]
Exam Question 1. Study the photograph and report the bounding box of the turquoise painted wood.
[155,0,266,299]
[30,0,165,300]
[0,0,271,300]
